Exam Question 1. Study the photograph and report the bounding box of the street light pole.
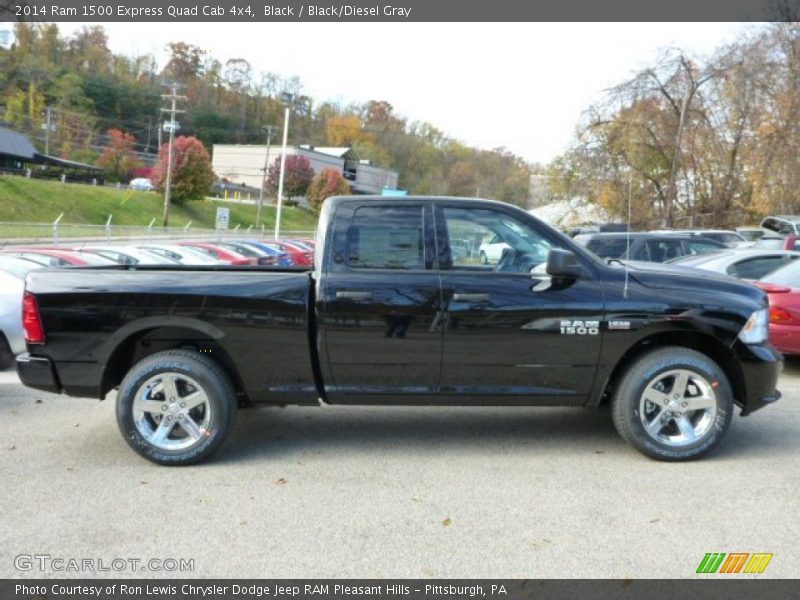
[274,104,290,241]
[256,125,276,230]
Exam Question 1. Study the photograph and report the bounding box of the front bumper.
[16,353,61,394]
[733,341,782,415]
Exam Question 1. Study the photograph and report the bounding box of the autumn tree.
[162,42,204,83]
[97,128,140,182]
[326,114,370,146]
[152,136,215,203]
[307,168,351,211]
[266,154,314,200]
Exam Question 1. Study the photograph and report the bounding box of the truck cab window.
[347,206,426,270]
[441,207,552,273]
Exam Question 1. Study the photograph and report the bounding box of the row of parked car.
[0,237,315,368]
[570,225,800,355]
[1,238,315,268]
[3,220,800,366]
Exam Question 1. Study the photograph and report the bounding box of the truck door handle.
[336,290,373,300]
[453,293,490,302]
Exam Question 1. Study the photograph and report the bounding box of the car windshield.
[220,242,263,257]
[286,240,312,251]
[74,252,117,265]
[760,260,800,288]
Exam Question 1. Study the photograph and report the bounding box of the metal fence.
[0,220,315,248]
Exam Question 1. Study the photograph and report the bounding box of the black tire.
[116,349,237,465]
[0,333,13,370]
[611,347,733,461]
[480,251,488,265]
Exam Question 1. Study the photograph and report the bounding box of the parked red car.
[179,242,252,266]
[266,240,314,266]
[3,247,114,267]
[756,259,800,354]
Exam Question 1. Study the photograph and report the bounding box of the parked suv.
[574,232,725,263]
[761,216,800,236]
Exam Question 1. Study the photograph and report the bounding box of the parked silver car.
[0,256,42,368]
[667,248,800,280]
[137,244,223,265]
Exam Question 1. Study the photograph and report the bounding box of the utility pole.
[160,83,186,228]
[256,124,277,230]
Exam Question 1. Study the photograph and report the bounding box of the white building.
[212,144,399,195]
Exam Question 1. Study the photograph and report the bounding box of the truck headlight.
[738,308,769,345]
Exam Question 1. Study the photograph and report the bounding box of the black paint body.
[18,197,781,416]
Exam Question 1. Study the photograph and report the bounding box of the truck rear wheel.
[116,349,237,465]
[611,347,733,461]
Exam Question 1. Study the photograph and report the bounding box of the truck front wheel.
[611,347,733,461]
[116,349,237,465]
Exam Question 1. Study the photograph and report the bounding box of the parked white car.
[81,245,179,266]
[137,244,223,265]
[478,235,510,264]
[0,256,43,368]
[129,178,154,191]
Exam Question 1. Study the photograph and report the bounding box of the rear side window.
[687,241,722,255]
[585,238,630,258]
[645,240,684,262]
[347,206,426,270]
[728,256,791,280]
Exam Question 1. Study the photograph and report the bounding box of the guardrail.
[0,221,316,247]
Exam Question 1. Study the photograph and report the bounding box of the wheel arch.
[593,330,746,409]
[100,322,247,403]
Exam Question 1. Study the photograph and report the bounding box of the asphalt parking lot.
[0,361,797,579]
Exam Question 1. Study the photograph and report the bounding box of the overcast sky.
[62,22,756,164]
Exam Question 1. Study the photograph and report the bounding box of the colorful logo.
[696,552,773,574]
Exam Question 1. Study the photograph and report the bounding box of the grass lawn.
[0,176,318,237]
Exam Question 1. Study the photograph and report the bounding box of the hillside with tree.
[0,23,532,206]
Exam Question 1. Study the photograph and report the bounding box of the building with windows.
[211,144,399,195]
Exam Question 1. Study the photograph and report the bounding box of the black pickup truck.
[17,196,781,464]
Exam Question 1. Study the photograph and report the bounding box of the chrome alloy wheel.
[132,372,212,451]
[638,369,717,447]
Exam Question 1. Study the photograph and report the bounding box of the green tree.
[152,136,215,203]
[307,168,351,211]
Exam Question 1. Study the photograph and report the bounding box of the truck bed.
[23,266,319,404]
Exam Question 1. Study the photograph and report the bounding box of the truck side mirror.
[546,248,585,279]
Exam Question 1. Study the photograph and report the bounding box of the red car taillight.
[770,306,792,322]
[22,291,45,344]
